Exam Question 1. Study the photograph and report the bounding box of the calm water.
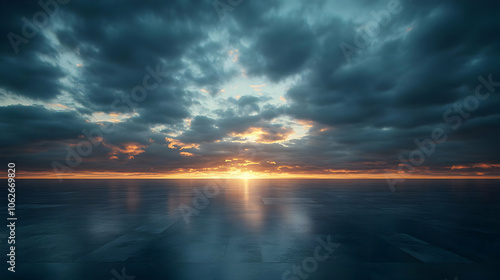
[1,179,499,279]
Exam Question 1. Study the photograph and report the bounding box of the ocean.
[1,179,499,279]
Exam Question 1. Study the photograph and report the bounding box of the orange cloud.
[47,103,70,110]
[90,112,134,123]
[250,84,266,88]
[473,163,500,169]
[297,120,314,129]
[230,126,294,143]
[250,84,266,92]
[224,159,259,166]
[228,49,239,62]
[325,169,359,174]
[105,143,146,159]
[450,163,500,170]
[450,165,467,170]
[165,137,200,150]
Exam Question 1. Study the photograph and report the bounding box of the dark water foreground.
[0,179,499,279]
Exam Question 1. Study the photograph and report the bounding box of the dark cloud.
[178,115,225,143]
[0,2,65,100]
[0,54,65,100]
[238,18,317,81]
[1,0,500,177]
[0,105,93,148]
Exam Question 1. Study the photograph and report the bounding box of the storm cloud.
[1,0,500,178]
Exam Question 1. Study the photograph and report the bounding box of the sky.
[1,0,500,179]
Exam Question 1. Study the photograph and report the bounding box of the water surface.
[1,179,499,279]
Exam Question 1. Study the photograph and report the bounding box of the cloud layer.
[1,0,500,178]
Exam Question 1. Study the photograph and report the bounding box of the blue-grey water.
[1,179,499,279]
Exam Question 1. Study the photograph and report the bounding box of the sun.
[235,171,256,179]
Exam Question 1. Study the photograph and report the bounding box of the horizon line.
[4,172,500,180]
